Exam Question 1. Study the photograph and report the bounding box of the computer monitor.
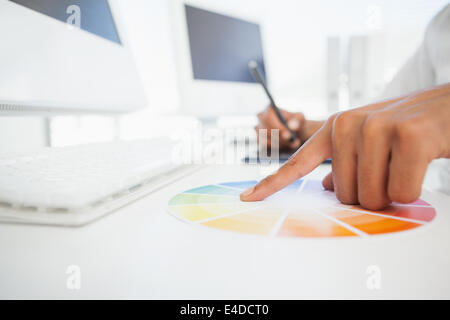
[0,0,146,114]
[170,1,269,118]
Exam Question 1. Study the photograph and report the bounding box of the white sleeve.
[427,4,450,85]
[381,4,450,99]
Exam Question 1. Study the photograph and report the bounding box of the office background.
[0,0,447,153]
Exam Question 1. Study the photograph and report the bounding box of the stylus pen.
[248,60,296,143]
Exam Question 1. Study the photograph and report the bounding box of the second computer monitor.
[170,1,269,118]
[185,5,266,84]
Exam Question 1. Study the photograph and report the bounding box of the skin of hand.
[243,84,450,210]
[255,106,323,152]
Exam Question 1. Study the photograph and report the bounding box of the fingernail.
[241,186,255,198]
[288,118,300,130]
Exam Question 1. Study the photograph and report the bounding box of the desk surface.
[1,163,449,299]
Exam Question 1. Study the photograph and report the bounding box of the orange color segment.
[277,210,357,237]
[327,209,421,234]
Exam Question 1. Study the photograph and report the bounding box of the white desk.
[1,163,449,299]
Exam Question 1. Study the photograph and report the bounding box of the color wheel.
[168,179,436,238]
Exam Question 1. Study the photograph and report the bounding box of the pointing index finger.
[240,125,331,201]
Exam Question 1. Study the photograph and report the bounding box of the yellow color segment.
[170,204,235,222]
[202,208,281,235]
[170,202,260,222]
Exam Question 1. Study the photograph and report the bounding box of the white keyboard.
[0,139,197,226]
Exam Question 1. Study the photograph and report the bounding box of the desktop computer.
[0,0,146,114]
[169,0,269,118]
[0,0,198,226]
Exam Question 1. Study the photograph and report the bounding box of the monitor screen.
[0,0,146,114]
[185,4,266,83]
[9,0,121,44]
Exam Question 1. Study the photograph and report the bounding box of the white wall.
[119,0,180,114]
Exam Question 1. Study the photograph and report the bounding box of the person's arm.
[242,84,450,210]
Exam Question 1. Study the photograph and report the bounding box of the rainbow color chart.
[168,179,436,238]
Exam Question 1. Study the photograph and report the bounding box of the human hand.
[243,84,450,210]
[256,106,322,152]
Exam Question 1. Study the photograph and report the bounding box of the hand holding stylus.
[241,84,450,211]
[256,106,324,152]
